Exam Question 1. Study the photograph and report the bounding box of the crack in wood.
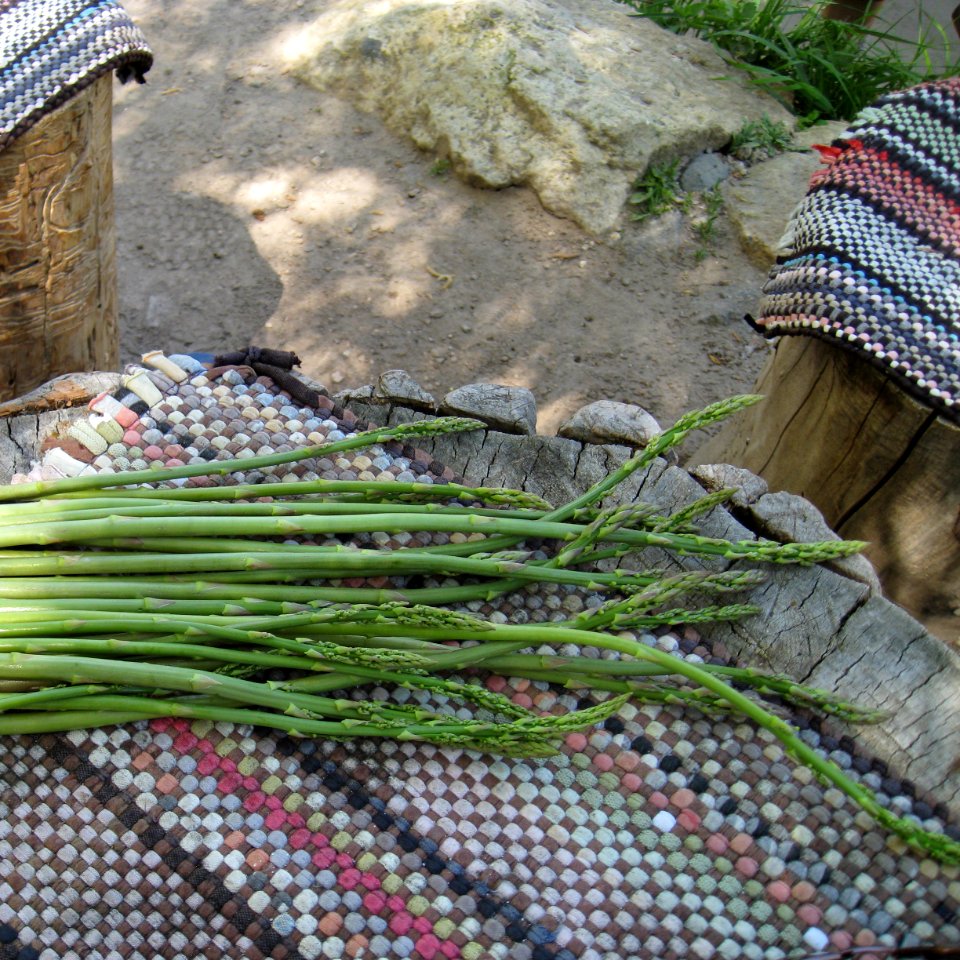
[819,380,887,495]
[798,590,870,685]
[756,344,831,476]
[837,408,939,530]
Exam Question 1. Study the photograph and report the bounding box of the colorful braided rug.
[753,77,960,423]
[0,0,152,152]
[1,351,959,959]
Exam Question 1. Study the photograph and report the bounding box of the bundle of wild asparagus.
[0,395,956,863]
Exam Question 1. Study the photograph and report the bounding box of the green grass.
[629,162,725,259]
[628,159,686,221]
[729,114,794,159]
[694,185,725,260]
[619,0,959,123]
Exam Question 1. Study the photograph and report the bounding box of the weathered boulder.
[287,0,792,234]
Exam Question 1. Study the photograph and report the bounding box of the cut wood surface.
[0,74,118,402]
[691,335,960,622]
[0,370,122,420]
[3,389,960,816]
[347,397,960,814]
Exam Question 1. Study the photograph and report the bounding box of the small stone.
[680,152,731,192]
[745,491,882,590]
[333,385,375,404]
[689,462,768,508]
[441,383,537,435]
[557,400,660,448]
[373,370,436,408]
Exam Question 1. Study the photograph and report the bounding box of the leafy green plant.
[628,159,685,221]
[619,0,959,123]
[729,114,794,160]
[430,157,451,176]
[630,161,726,259]
[693,185,725,259]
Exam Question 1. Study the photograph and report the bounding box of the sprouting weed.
[730,114,794,161]
[629,160,684,221]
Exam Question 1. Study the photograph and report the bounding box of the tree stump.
[0,73,118,402]
[691,335,960,621]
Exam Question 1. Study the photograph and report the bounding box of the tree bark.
[0,73,118,402]
[691,335,960,620]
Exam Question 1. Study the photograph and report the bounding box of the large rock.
[287,0,792,234]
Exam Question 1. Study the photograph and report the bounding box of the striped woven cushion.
[752,78,960,422]
[0,0,152,151]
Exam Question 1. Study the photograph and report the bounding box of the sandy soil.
[113,0,775,439]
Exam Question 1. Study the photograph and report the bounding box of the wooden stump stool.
[692,336,960,623]
[702,76,960,631]
[0,74,118,402]
[0,1,149,400]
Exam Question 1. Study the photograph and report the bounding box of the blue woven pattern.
[0,0,151,151]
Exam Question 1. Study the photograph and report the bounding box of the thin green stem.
[0,575,511,607]
[0,515,865,565]
[38,478,552,510]
[0,417,485,503]
[0,683,114,711]
[0,652,445,726]
[0,499,557,528]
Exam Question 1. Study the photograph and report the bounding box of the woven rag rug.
[0,0,152,152]
[753,77,960,424]
[1,351,960,960]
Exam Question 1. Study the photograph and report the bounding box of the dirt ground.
[113,0,778,440]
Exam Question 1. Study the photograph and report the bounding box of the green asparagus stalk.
[31,478,553,510]
[1,392,949,864]
[0,417,485,503]
[0,512,865,564]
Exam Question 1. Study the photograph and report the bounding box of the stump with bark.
[0,74,118,402]
[692,336,960,623]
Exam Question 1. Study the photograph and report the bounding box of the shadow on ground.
[112,0,776,434]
